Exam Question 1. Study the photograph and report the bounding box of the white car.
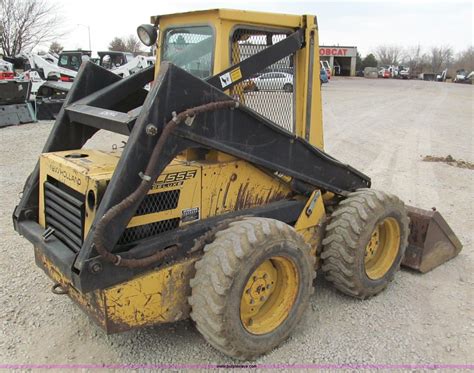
[251,72,293,92]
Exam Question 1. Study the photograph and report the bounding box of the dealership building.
[319,46,358,76]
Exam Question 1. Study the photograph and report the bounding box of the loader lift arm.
[13,30,370,291]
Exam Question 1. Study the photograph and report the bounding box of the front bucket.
[402,206,462,273]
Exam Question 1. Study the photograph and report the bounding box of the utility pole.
[77,24,92,51]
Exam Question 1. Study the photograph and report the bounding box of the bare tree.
[452,46,474,72]
[375,45,403,65]
[429,46,453,73]
[0,0,64,56]
[108,35,143,55]
[402,45,425,74]
[49,41,63,55]
[125,35,142,55]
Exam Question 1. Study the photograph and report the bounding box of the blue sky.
[56,0,473,56]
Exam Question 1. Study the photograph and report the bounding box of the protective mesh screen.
[118,218,180,246]
[135,190,180,216]
[231,28,295,132]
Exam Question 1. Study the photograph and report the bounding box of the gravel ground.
[0,78,473,366]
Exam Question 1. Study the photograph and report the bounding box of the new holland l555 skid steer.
[13,10,462,360]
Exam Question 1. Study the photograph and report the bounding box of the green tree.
[361,53,378,68]
[355,52,362,70]
[108,37,127,52]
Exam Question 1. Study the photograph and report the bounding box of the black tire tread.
[321,188,409,299]
[189,217,315,360]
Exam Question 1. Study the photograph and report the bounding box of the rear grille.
[118,218,180,246]
[44,180,85,252]
[135,190,180,216]
[44,181,181,250]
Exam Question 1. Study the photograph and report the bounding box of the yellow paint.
[365,217,401,280]
[39,150,120,229]
[104,257,198,330]
[38,148,296,332]
[36,245,198,332]
[295,190,326,258]
[151,9,302,30]
[230,67,242,81]
[39,149,202,236]
[153,9,323,149]
[294,190,325,232]
[200,159,292,218]
[34,9,329,333]
[35,247,107,329]
[40,149,290,236]
[240,256,299,335]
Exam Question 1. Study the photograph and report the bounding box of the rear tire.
[321,189,409,299]
[189,217,315,360]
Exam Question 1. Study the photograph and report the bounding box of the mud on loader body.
[13,10,462,359]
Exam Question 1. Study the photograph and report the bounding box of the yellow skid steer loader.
[13,9,462,360]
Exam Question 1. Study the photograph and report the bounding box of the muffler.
[402,206,462,273]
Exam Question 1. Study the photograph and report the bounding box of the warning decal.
[219,72,232,88]
[182,207,200,223]
[230,67,242,81]
[219,67,242,88]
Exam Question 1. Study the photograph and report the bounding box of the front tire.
[189,217,315,360]
[321,189,409,299]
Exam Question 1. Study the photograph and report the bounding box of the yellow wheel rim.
[240,256,299,335]
[364,217,401,280]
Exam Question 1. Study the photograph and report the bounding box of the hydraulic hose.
[92,100,238,268]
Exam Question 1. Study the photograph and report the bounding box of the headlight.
[137,24,158,47]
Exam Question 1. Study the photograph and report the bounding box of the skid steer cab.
[13,9,462,360]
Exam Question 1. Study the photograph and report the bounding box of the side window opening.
[161,25,214,79]
[230,28,295,133]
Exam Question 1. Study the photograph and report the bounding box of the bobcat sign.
[319,45,357,76]
[320,48,349,56]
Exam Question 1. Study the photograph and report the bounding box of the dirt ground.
[0,78,473,367]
